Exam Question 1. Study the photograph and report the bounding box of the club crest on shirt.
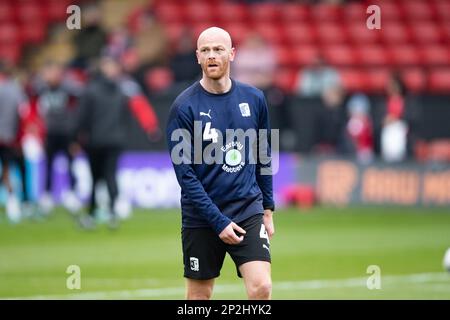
[239,103,251,117]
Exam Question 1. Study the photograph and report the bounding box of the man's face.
[100,58,121,80]
[196,37,235,80]
[42,64,63,87]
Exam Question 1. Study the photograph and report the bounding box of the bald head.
[197,27,232,50]
[196,27,235,82]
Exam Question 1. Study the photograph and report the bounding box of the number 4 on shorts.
[260,224,270,244]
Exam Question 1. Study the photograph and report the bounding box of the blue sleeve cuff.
[214,216,232,235]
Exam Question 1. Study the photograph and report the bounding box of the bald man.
[166,27,275,300]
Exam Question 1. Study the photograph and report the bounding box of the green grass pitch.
[0,207,449,299]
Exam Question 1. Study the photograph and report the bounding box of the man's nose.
[207,51,217,59]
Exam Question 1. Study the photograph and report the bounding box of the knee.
[248,280,272,300]
[186,290,212,300]
[186,286,213,300]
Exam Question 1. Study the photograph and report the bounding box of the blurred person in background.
[72,3,107,69]
[170,29,201,88]
[75,53,160,230]
[233,33,276,91]
[314,84,348,154]
[106,27,133,59]
[15,86,47,220]
[33,60,83,215]
[345,94,374,163]
[233,33,291,149]
[133,7,168,68]
[0,61,28,223]
[380,73,409,162]
[296,54,341,97]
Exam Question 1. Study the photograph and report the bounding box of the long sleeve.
[128,94,159,135]
[166,103,231,234]
[256,94,275,211]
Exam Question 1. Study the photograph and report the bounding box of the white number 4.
[203,122,218,143]
[260,224,270,244]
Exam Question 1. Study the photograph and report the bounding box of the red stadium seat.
[380,22,410,44]
[0,2,14,23]
[253,23,284,45]
[402,1,434,20]
[315,22,348,44]
[429,68,450,92]
[441,22,450,42]
[163,23,186,47]
[434,0,450,21]
[224,23,251,46]
[410,23,442,44]
[186,2,216,24]
[373,1,402,21]
[402,68,426,93]
[389,45,421,66]
[339,68,368,92]
[283,23,315,44]
[366,68,390,92]
[421,45,450,66]
[20,23,46,44]
[275,46,292,67]
[292,45,319,66]
[343,3,367,22]
[154,2,185,23]
[16,2,44,24]
[0,44,21,64]
[216,2,248,23]
[311,4,342,21]
[249,3,280,22]
[279,3,309,22]
[47,0,72,21]
[347,22,380,44]
[356,45,389,66]
[0,23,20,45]
[322,45,356,66]
[273,67,297,93]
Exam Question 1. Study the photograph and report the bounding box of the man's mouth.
[208,63,219,68]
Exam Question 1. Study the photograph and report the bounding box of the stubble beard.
[202,61,229,81]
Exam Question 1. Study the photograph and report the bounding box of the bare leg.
[239,261,272,300]
[186,278,215,300]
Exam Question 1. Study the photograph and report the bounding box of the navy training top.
[166,79,274,235]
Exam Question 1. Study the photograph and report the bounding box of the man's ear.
[229,47,236,62]
[196,49,201,64]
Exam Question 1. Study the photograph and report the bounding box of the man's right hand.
[219,222,246,245]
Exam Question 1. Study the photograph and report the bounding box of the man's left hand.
[263,209,275,240]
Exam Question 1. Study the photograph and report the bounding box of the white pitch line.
[3,272,449,300]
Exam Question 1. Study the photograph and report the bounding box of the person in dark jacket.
[34,60,83,215]
[76,54,159,229]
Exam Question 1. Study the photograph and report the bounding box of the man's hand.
[219,222,246,245]
[263,209,275,240]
